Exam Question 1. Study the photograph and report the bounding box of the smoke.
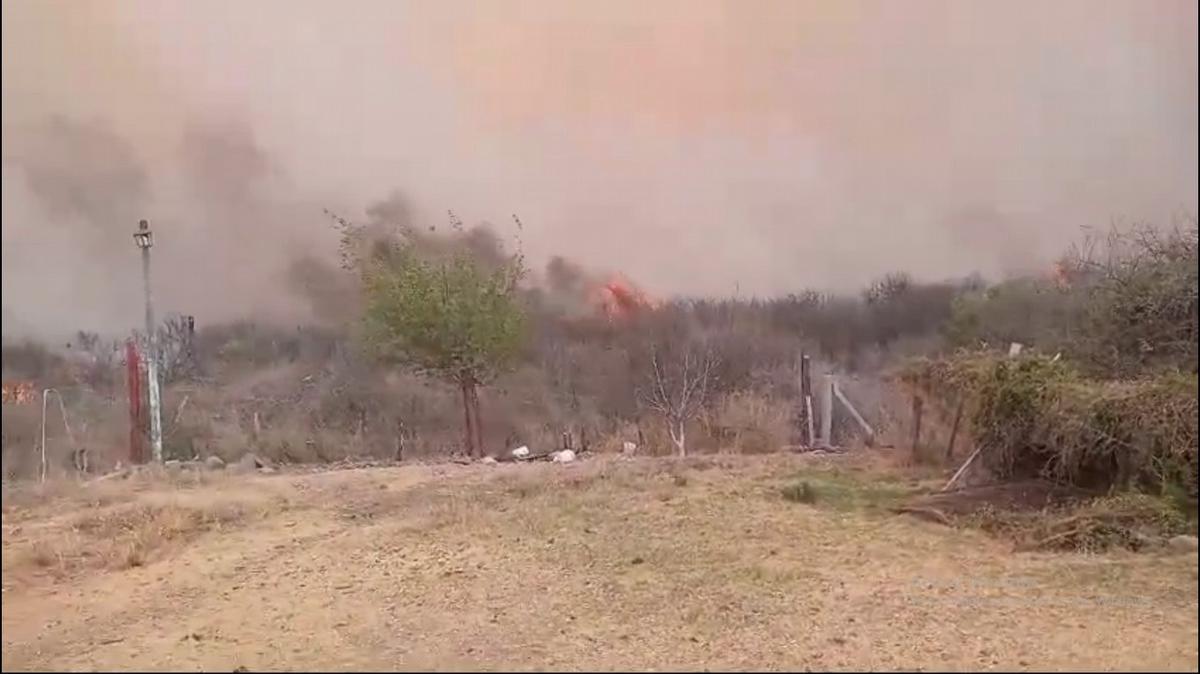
[3,0,1196,339]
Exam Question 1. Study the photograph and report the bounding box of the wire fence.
[2,385,131,482]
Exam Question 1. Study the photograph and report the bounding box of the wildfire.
[589,274,655,322]
[2,380,36,405]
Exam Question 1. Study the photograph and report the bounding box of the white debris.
[551,449,577,463]
[480,456,498,465]
[511,446,530,459]
[622,441,638,454]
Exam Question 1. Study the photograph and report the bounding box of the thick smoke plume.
[3,0,1196,340]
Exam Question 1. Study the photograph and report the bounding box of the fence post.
[799,353,814,446]
[945,397,965,460]
[821,374,834,448]
[911,394,924,454]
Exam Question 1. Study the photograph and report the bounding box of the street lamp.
[133,221,153,249]
[133,219,163,462]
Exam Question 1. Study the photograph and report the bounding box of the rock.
[551,449,577,464]
[480,456,498,465]
[622,441,638,455]
[230,453,267,474]
[204,455,226,470]
[1167,535,1198,553]
[511,446,530,459]
[164,459,182,472]
[258,465,277,475]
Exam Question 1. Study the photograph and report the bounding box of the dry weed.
[706,391,793,454]
[4,485,286,582]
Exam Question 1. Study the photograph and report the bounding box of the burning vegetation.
[590,274,656,322]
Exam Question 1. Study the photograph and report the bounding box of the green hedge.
[900,353,1198,496]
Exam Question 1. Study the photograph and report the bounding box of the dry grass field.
[3,454,1197,671]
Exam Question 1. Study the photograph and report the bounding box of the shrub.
[944,222,1198,377]
[706,391,794,453]
[781,481,817,504]
[1071,223,1198,376]
[901,353,1198,496]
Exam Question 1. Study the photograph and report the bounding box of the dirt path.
[3,457,1197,671]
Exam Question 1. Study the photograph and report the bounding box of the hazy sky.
[3,0,1196,337]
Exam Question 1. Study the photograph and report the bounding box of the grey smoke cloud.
[3,0,1196,339]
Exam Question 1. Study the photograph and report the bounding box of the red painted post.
[126,339,145,463]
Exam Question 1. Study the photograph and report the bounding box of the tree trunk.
[468,381,483,458]
[461,380,478,458]
[668,419,687,457]
[395,418,406,462]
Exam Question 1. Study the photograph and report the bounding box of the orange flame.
[589,274,655,322]
[2,380,36,405]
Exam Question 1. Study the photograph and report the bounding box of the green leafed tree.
[333,209,527,457]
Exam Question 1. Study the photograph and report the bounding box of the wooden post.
[796,354,804,443]
[804,396,815,450]
[945,397,965,460]
[821,374,834,448]
[943,444,984,491]
[911,394,924,453]
[799,353,813,446]
[833,381,875,445]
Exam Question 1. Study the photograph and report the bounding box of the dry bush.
[946,221,1198,377]
[962,493,1193,553]
[593,420,644,454]
[704,391,794,454]
[1071,222,1198,376]
[2,339,65,382]
[1,387,127,480]
[160,361,471,463]
[944,278,1085,355]
[6,496,270,579]
[901,353,1198,495]
[1,404,42,481]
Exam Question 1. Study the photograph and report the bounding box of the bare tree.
[638,344,718,456]
[156,314,199,383]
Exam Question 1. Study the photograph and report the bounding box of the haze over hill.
[2,0,1196,339]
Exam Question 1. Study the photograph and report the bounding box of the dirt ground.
[2,454,1197,672]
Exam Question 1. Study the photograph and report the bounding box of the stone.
[230,453,265,474]
[1166,535,1198,553]
[204,455,226,470]
[551,449,577,463]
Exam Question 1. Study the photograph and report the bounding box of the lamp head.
[133,219,153,249]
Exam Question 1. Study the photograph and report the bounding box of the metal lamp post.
[133,219,163,462]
